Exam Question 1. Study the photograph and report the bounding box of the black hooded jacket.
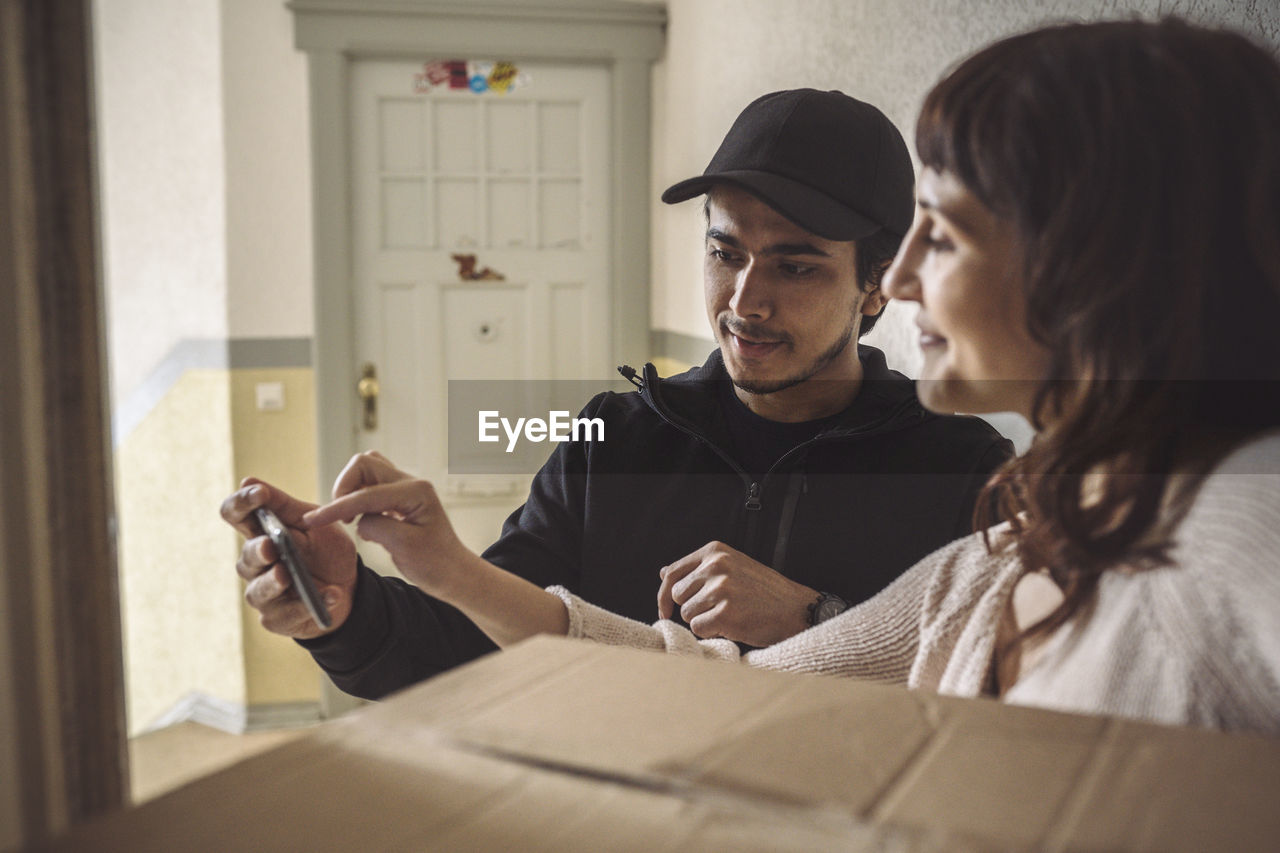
[301,346,1013,698]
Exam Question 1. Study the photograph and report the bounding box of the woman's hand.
[302,451,472,600]
[303,450,569,647]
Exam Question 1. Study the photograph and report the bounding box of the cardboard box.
[44,636,1280,851]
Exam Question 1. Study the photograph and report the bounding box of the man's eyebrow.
[705,227,832,257]
[706,227,742,247]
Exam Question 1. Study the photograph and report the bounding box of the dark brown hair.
[851,227,899,336]
[916,19,1280,643]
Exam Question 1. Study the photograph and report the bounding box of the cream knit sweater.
[550,433,1280,735]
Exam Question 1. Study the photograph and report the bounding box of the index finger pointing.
[303,479,428,529]
[330,450,410,501]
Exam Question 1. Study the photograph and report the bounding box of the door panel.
[351,59,611,556]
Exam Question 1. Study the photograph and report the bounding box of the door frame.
[1,0,128,843]
[288,0,665,714]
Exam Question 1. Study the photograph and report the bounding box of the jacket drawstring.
[617,364,643,389]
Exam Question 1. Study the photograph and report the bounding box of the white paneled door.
[350,60,612,550]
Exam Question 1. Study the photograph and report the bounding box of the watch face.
[814,596,849,623]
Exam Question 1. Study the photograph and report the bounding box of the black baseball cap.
[661,89,915,241]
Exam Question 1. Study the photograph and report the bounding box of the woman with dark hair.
[302,18,1280,733]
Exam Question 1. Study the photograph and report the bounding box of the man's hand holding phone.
[221,478,359,639]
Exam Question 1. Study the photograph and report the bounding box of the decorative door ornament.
[451,253,506,281]
[414,60,530,95]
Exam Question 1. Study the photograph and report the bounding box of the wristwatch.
[807,591,850,627]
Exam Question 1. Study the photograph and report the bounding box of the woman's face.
[883,168,1050,421]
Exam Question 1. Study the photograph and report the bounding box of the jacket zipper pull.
[617,364,643,389]
[745,481,762,511]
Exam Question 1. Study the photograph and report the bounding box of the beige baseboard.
[143,691,322,735]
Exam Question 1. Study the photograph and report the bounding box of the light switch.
[255,381,285,412]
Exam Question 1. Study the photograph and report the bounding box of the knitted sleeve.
[548,548,940,684]
[1151,435,1280,732]
[741,560,931,683]
[1001,433,1280,734]
[546,587,744,661]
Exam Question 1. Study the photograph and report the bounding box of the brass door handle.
[356,363,380,430]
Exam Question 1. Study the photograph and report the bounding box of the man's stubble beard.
[728,312,859,396]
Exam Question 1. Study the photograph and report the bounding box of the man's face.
[704,185,881,400]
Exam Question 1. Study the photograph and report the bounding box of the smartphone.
[255,507,333,630]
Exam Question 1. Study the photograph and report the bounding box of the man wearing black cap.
[223,90,1011,697]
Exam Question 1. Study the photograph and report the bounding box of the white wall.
[649,0,1280,378]
[95,0,228,408]
[222,0,313,340]
[97,0,313,406]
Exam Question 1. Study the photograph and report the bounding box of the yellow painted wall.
[115,365,324,736]
[116,369,244,735]
[229,367,323,707]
